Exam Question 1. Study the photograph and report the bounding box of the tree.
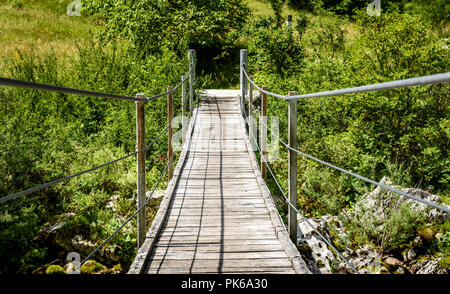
[82,0,250,56]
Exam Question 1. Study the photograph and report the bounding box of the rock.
[403,248,416,262]
[80,260,105,274]
[104,264,122,274]
[98,244,120,262]
[148,189,165,199]
[355,177,450,222]
[45,265,65,274]
[417,227,435,241]
[345,244,382,274]
[34,213,75,246]
[64,262,79,274]
[415,258,441,274]
[384,256,404,267]
[297,217,335,274]
[71,235,97,256]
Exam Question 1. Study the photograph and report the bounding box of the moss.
[32,266,46,274]
[80,260,105,274]
[297,243,314,261]
[417,227,435,241]
[438,255,450,269]
[45,265,65,274]
[104,263,122,274]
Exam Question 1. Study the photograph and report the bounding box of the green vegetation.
[0,0,448,273]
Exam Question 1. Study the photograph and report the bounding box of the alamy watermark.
[66,252,81,274]
[67,0,81,17]
[367,0,381,17]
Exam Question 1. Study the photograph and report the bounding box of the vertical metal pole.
[136,93,146,249]
[240,49,248,117]
[181,75,186,144]
[168,86,174,181]
[288,91,298,243]
[261,86,268,181]
[287,15,293,42]
[188,49,195,118]
[249,76,256,151]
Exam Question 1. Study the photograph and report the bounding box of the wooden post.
[168,86,174,181]
[181,75,186,144]
[188,50,195,118]
[248,76,256,151]
[260,86,268,181]
[240,49,248,117]
[288,91,298,244]
[136,93,146,249]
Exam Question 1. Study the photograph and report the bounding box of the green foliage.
[340,194,427,254]
[82,0,249,56]
[267,0,285,28]
[247,17,306,75]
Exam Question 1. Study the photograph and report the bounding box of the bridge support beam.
[136,93,146,249]
[288,91,298,244]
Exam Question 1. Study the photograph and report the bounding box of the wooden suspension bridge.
[1,49,449,275]
[128,90,310,274]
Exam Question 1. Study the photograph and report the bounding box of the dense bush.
[82,0,249,56]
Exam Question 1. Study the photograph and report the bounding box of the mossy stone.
[80,260,105,274]
[45,265,65,274]
[417,228,435,241]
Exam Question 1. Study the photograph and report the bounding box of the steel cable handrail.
[242,67,450,101]
[246,109,359,274]
[1,63,194,103]
[0,110,182,204]
[0,77,146,102]
[248,102,450,214]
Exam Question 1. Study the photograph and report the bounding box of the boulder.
[34,213,75,246]
[356,177,449,221]
[80,260,105,274]
[297,217,335,274]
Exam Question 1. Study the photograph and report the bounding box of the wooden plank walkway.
[128,90,310,274]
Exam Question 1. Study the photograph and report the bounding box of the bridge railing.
[239,49,450,273]
[0,49,197,272]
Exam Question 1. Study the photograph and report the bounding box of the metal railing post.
[181,75,187,143]
[188,49,196,118]
[240,49,248,117]
[249,76,256,151]
[168,86,174,181]
[261,86,268,181]
[288,91,298,243]
[136,93,146,249]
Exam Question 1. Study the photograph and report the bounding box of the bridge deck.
[128,90,309,274]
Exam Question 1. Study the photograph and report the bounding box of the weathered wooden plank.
[154,239,282,246]
[146,258,292,268]
[148,251,289,260]
[146,267,296,274]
